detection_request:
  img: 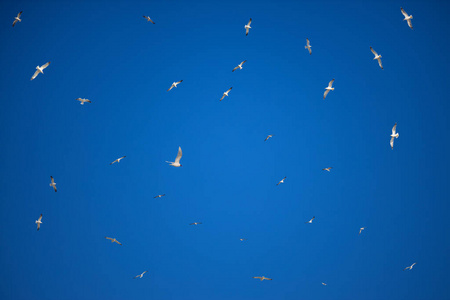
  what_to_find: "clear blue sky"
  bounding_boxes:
[1,0,449,299]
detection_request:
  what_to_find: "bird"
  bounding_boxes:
[322,167,333,172]
[264,135,273,141]
[31,62,51,81]
[105,237,122,245]
[189,222,202,225]
[401,8,413,29]
[239,238,246,241]
[220,87,233,101]
[323,79,335,99]
[305,38,312,55]
[76,98,92,105]
[322,282,327,286]
[359,227,366,235]
[305,216,315,224]
[253,276,272,281]
[166,146,183,167]
[153,194,166,199]
[403,262,417,271]
[35,214,43,231]
[232,60,247,72]
[134,271,148,279]
[143,16,155,24]
[110,156,126,165]
[370,47,383,69]
[12,11,22,27]
[276,176,286,186]
[167,80,183,91]
[245,18,252,36]
[49,176,57,192]
[390,123,399,149]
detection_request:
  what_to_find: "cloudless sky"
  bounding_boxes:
[1,0,450,299]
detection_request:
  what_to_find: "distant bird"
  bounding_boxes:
[143,16,155,24]
[49,176,57,192]
[189,222,202,225]
[245,18,252,36]
[305,216,315,224]
[370,47,383,69]
[390,123,399,149]
[220,87,233,101]
[403,262,417,271]
[323,79,335,100]
[12,11,22,27]
[322,282,327,286]
[166,146,183,167]
[167,80,183,91]
[134,271,148,279]
[110,156,126,165]
[401,8,413,29]
[153,194,166,199]
[31,62,50,81]
[105,237,122,245]
[264,135,273,141]
[253,276,272,281]
[359,227,366,235]
[35,214,43,231]
[232,60,247,72]
[76,98,91,105]
[240,238,246,241]
[322,167,333,172]
[305,38,312,55]
[276,176,286,186]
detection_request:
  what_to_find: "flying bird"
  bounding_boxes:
[370,47,383,69]
[167,80,183,91]
[401,8,413,29]
[403,262,417,271]
[49,176,57,192]
[264,135,273,141]
[220,87,233,101]
[110,156,126,165]
[305,38,312,55]
[305,216,315,224]
[166,146,182,167]
[232,60,247,72]
[322,282,327,286]
[105,237,122,245]
[153,194,166,199]
[323,79,335,99]
[245,18,252,36]
[31,62,50,81]
[276,176,286,186]
[35,214,43,231]
[12,11,22,27]
[76,98,92,105]
[189,222,202,225]
[143,16,155,24]
[240,238,246,241]
[253,276,272,281]
[390,123,399,149]
[134,271,148,279]
[359,227,366,235]
[322,167,333,172]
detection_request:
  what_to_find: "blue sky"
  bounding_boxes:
[1,0,449,299]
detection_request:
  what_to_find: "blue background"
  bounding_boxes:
[1,0,449,299]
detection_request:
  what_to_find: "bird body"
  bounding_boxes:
[245,18,252,35]
[12,11,22,27]
[323,79,335,99]
[232,60,247,72]
[76,98,92,105]
[306,216,315,224]
[401,8,413,29]
[35,214,43,231]
[49,176,57,192]
[305,38,312,55]
[168,80,183,91]
[322,282,327,286]
[31,62,50,80]
[166,147,183,167]
[322,167,332,172]
[370,47,383,69]
[390,123,399,149]
[220,87,233,101]
[276,176,286,186]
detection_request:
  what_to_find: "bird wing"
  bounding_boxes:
[411,263,416,267]
[37,222,40,230]
[400,8,408,18]
[51,176,54,184]
[17,11,23,18]
[247,18,252,26]
[38,214,43,222]
[41,62,50,70]
[12,19,18,27]
[265,278,273,280]
[390,137,394,149]
[174,147,182,164]
[110,159,117,165]
[227,87,233,93]
[149,18,155,24]
[323,89,330,100]
[31,70,40,80]
[392,123,397,135]
[264,136,269,141]
[308,47,312,55]
[133,275,140,279]
[119,156,126,160]
[253,277,262,279]
[220,94,225,101]
[306,38,310,46]
[105,237,113,241]
[407,19,413,29]
[241,60,247,66]
[403,266,410,271]
[328,79,335,88]
[115,240,122,245]
[377,58,383,69]
[370,47,378,56]
[167,84,174,91]
[176,80,183,84]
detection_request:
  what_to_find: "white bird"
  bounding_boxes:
[35,214,43,231]
[264,135,273,141]
[305,216,315,224]
[134,271,148,279]
[401,8,413,29]
[245,18,252,36]
[12,11,23,27]
[153,194,166,199]
[359,227,366,235]
[403,262,417,271]
[76,98,92,105]
[143,16,155,24]
[276,176,286,186]
[31,62,51,81]
[105,237,122,245]
[390,123,399,149]
[322,167,333,172]
[167,80,183,91]
[110,156,126,165]
[49,176,57,192]
[305,38,312,55]
[370,47,383,69]
[220,87,233,101]
[253,276,272,281]
[323,79,335,100]
[232,60,247,72]
[166,146,183,167]
[189,222,202,225]
[322,282,327,286]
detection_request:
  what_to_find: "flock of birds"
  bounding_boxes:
[15,5,418,285]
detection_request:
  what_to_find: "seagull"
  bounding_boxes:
[253,276,272,281]
[305,216,315,224]
[264,135,273,141]
[12,11,23,27]
[245,18,252,36]
[276,176,286,186]
[49,176,57,192]
[359,227,366,235]
[220,87,233,101]
[239,238,246,241]
[110,156,126,165]
[167,80,183,91]
[76,98,92,105]
[401,8,413,29]
[31,62,51,81]
[322,282,327,286]
[370,47,383,69]
[166,146,182,167]
[322,167,333,172]
[143,16,155,24]
[189,222,202,225]
[403,262,417,271]
[134,271,148,279]
[390,123,399,149]
[105,237,122,245]
[323,79,335,99]
[153,194,166,199]
[232,60,247,72]
[35,214,43,231]
[305,38,312,55]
